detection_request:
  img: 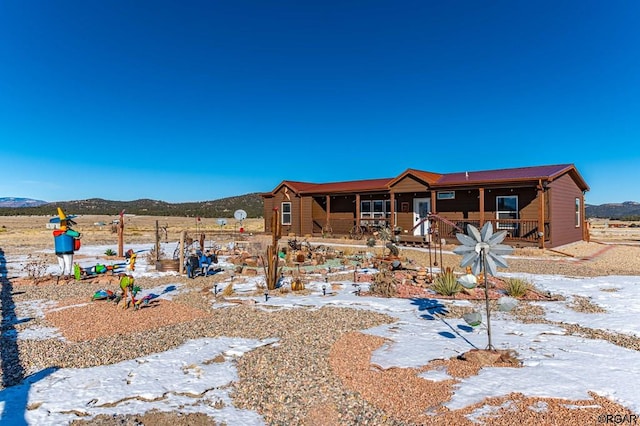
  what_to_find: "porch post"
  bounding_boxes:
[430,190,436,214]
[479,188,485,227]
[355,194,361,228]
[538,181,545,250]
[390,192,396,227]
[326,195,331,229]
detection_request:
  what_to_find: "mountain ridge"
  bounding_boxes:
[0,194,264,218]
[2,197,639,220]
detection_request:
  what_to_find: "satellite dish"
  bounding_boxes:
[234,209,247,221]
[216,218,227,226]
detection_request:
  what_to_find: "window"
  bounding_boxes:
[575,198,580,227]
[281,202,291,225]
[360,199,394,226]
[496,195,518,230]
[360,201,372,219]
[373,200,384,218]
[437,191,455,200]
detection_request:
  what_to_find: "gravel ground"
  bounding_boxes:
[3,230,640,425]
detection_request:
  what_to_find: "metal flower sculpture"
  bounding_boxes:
[453,222,513,276]
[453,222,514,349]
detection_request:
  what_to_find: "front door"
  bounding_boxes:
[413,198,431,236]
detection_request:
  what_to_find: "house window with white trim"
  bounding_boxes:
[281,202,291,225]
[496,195,518,230]
[360,199,394,227]
[575,198,580,227]
[437,191,455,200]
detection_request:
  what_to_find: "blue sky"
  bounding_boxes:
[1,1,638,205]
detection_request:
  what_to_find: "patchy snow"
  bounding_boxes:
[2,242,640,424]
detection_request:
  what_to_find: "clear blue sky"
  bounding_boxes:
[1,1,638,205]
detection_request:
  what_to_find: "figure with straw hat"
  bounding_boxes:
[51,207,81,276]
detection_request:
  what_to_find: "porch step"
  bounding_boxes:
[397,235,431,248]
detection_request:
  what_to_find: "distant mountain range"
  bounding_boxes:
[0,194,264,218]
[585,201,640,220]
[0,197,48,208]
[2,196,639,220]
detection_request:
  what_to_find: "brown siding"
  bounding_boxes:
[311,197,327,234]
[433,190,480,219]
[300,196,313,236]
[548,174,584,247]
[266,187,302,236]
[263,197,274,233]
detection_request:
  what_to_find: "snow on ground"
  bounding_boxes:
[2,242,640,424]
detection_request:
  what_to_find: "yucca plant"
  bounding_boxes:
[431,267,462,297]
[104,248,116,256]
[505,277,531,298]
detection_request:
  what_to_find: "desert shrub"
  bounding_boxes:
[145,246,166,263]
[104,248,116,256]
[366,237,377,247]
[22,254,48,280]
[432,268,462,297]
[505,277,531,298]
[221,283,234,296]
[369,270,397,297]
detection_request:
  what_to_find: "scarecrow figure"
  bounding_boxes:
[52,207,81,276]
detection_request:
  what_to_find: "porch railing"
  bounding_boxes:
[431,218,549,244]
[314,216,548,245]
[313,218,390,237]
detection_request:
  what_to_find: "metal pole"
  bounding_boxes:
[482,249,493,350]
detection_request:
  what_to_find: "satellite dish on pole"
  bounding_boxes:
[234,209,247,221]
[216,218,227,226]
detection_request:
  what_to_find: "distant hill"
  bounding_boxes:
[585,201,640,220]
[0,193,264,218]
[0,197,48,208]
[3,195,638,221]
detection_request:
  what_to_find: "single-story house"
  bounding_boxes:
[261,164,590,249]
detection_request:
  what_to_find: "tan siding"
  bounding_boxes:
[397,212,414,234]
[548,174,584,247]
[392,176,429,193]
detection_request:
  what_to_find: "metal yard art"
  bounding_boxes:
[453,222,514,350]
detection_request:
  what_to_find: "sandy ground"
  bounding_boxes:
[3,215,640,425]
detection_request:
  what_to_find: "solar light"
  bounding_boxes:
[322,284,326,296]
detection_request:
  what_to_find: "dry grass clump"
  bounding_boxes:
[369,270,397,297]
[504,277,531,298]
[221,283,235,297]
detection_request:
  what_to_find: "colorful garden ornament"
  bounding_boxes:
[117,274,140,310]
[51,207,81,276]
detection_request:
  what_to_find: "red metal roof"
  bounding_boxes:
[280,178,394,195]
[435,164,588,190]
[265,164,589,195]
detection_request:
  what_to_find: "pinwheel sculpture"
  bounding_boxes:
[453,222,514,350]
